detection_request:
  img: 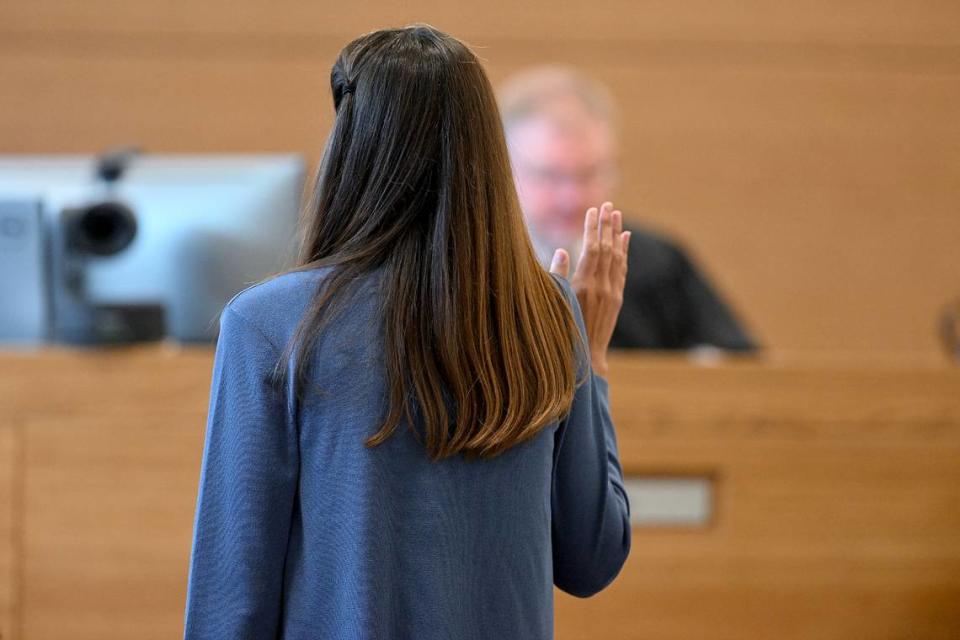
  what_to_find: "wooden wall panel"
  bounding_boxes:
[21,413,205,640]
[2,347,212,640]
[1,1,959,44]
[553,354,960,639]
[2,348,959,638]
[0,3,958,350]
[0,420,18,640]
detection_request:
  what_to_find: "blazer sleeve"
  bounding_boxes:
[549,274,632,597]
[183,304,299,639]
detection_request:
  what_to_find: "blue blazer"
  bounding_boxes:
[183,266,631,639]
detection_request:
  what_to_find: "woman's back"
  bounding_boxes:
[183,23,632,639]
[184,266,630,639]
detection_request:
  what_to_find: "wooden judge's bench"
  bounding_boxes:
[0,346,958,639]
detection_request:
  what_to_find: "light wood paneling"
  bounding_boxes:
[2,346,211,640]
[1,5,960,631]
[21,413,204,639]
[554,353,960,639]
[1,3,958,355]
[1,347,959,638]
[0,420,17,640]
[1,1,959,44]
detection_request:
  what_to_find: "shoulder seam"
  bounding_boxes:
[223,304,282,355]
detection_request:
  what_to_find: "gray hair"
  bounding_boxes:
[497,66,618,133]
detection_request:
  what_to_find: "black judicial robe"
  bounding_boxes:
[611,223,758,351]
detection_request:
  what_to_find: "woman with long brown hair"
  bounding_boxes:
[184,24,631,639]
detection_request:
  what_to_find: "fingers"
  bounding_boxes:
[597,202,614,279]
[583,205,599,245]
[570,201,628,364]
[549,248,570,279]
[609,208,625,286]
[576,202,622,279]
[618,230,631,288]
[578,206,599,273]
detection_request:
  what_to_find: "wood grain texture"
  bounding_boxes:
[1,1,958,43]
[1,347,958,638]
[21,414,205,639]
[0,2,959,355]
[2,346,212,640]
[553,353,960,639]
[0,421,17,640]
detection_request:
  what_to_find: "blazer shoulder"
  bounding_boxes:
[221,268,331,342]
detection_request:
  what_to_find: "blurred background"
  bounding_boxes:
[0,2,958,639]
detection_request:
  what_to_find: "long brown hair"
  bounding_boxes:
[272,25,585,460]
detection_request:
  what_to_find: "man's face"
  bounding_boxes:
[507,111,617,253]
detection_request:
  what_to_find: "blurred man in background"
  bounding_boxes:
[499,66,758,351]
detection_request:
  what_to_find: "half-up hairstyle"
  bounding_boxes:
[270,24,586,460]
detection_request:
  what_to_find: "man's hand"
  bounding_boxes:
[549,202,630,378]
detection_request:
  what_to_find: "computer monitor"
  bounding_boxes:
[0,154,305,344]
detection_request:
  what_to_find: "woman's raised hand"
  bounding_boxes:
[549,202,631,378]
